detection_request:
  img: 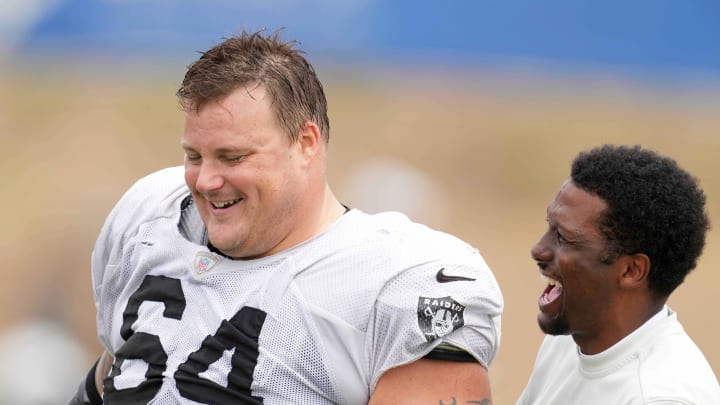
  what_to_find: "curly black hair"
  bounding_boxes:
[571,144,710,299]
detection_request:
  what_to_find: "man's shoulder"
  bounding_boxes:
[111,166,187,217]
[352,210,475,253]
[335,210,497,292]
[637,317,720,401]
[125,166,187,201]
[97,166,188,251]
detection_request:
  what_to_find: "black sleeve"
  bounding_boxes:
[424,347,477,362]
[66,359,103,405]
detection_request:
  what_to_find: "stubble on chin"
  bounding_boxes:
[538,315,570,336]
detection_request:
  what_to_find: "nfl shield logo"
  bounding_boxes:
[194,252,219,275]
[417,296,466,342]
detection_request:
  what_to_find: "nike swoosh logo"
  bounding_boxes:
[436,267,476,283]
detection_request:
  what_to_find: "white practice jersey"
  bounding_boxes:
[92,166,503,405]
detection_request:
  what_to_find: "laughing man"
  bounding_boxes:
[517,145,720,404]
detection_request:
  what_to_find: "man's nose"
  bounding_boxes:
[195,161,224,192]
[530,232,553,266]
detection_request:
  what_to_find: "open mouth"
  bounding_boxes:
[211,198,241,209]
[539,274,563,316]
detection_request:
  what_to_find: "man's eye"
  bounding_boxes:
[225,156,244,163]
[556,232,567,244]
[186,154,201,161]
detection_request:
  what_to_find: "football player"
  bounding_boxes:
[67,30,503,404]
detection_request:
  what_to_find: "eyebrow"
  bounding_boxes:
[547,208,589,242]
[180,144,245,155]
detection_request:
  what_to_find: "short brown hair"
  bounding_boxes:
[177,29,330,143]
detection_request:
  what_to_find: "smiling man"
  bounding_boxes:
[517,145,720,404]
[66,30,504,405]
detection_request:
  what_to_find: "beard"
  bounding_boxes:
[538,314,570,336]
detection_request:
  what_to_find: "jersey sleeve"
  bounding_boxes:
[366,240,503,391]
[91,166,188,351]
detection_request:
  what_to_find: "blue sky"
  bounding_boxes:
[4,0,720,77]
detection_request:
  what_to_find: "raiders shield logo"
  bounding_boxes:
[417,296,466,342]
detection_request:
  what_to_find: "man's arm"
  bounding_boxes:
[94,351,113,397]
[368,358,492,405]
[66,351,113,405]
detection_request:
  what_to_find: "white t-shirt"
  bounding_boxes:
[517,307,720,405]
[92,166,504,404]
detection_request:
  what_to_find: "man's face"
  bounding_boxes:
[182,86,306,259]
[530,179,621,342]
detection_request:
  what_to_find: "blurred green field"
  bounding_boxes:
[1,60,718,403]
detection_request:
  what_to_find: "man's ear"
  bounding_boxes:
[618,253,651,290]
[296,120,322,158]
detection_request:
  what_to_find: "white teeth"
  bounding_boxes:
[212,199,240,208]
[540,274,563,287]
